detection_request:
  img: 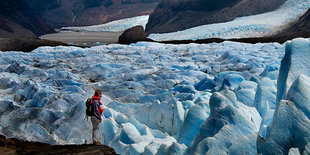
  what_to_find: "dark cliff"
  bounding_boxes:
[0,0,55,38]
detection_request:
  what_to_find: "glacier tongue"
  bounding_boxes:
[61,15,149,32]
[148,0,310,41]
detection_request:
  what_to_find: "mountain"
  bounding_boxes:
[0,0,55,38]
[0,134,116,155]
[0,38,68,52]
[145,0,287,33]
[276,8,310,39]
[25,0,160,28]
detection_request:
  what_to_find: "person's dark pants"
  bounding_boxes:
[91,116,100,143]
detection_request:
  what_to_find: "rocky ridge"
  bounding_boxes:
[0,134,117,155]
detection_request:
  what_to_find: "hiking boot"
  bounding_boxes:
[93,141,102,145]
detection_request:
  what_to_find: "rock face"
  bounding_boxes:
[25,0,160,28]
[145,0,287,33]
[276,8,310,39]
[0,0,55,38]
[0,134,117,155]
[118,25,152,44]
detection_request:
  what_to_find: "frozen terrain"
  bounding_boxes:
[61,15,149,32]
[148,0,310,41]
[1,37,310,154]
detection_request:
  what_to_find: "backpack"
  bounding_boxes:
[85,98,95,116]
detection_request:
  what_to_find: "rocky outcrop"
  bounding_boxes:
[0,134,117,155]
[145,0,287,33]
[25,0,160,28]
[118,25,153,44]
[0,0,55,38]
[0,38,68,52]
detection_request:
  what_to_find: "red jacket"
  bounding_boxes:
[92,96,103,120]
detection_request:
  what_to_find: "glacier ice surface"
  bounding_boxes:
[4,38,310,154]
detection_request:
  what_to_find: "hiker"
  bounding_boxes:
[90,89,104,145]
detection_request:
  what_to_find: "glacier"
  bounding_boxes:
[257,38,310,154]
[1,37,310,154]
[61,15,149,32]
[148,0,310,41]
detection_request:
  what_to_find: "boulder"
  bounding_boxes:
[118,25,153,44]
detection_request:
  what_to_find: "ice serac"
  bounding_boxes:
[257,74,310,154]
[254,77,277,116]
[277,38,310,103]
[220,74,245,91]
[253,77,277,138]
[163,142,187,155]
[177,101,209,146]
[229,133,257,155]
[185,90,258,155]
[235,81,257,107]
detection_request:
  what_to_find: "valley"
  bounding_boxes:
[40,31,122,46]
